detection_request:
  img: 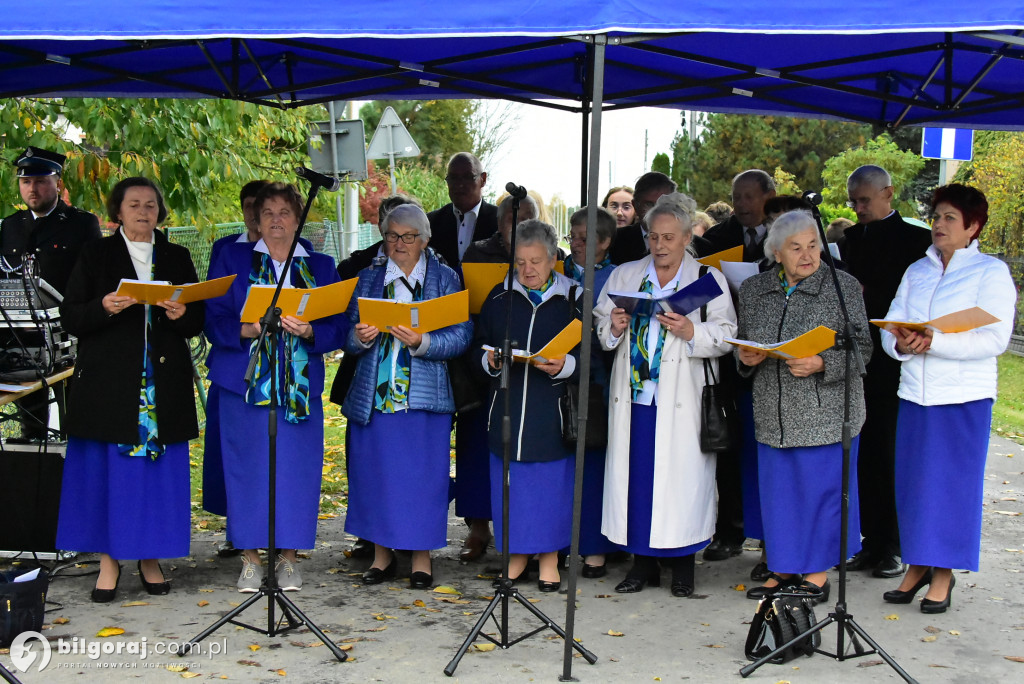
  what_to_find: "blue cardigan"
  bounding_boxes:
[341,248,473,426]
[204,241,350,398]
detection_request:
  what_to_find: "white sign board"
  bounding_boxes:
[367,106,421,159]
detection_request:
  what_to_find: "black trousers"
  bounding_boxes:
[855,381,901,557]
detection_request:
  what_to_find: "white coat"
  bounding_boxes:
[881,242,1016,406]
[593,254,737,549]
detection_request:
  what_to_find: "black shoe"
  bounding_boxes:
[362,554,397,585]
[615,563,660,593]
[883,568,933,604]
[216,540,241,558]
[746,573,800,600]
[920,574,955,614]
[702,539,743,561]
[91,564,122,603]
[538,579,561,592]
[843,550,877,572]
[350,539,374,559]
[749,561,770,582]
[138,561,170,596]
[409,571,433,590]
[795,579,831,605]
[670,580,694,597]
[873,553,907,578]
[492,568,530,589]
[581,564,607,579]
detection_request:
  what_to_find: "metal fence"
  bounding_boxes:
[994,255,1023,356]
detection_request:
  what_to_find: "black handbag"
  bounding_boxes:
[559,286,608,449]
[744,594,820,664]
[697,265,737,452]
[0,568,48,648]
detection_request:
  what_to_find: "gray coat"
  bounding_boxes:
[736,265,872,449]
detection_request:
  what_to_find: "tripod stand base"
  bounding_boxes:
[0,661,23,684]
[444,585,597,676]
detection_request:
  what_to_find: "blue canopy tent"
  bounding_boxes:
[4,3,1023,679]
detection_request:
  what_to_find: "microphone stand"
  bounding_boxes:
[183,179,346,663]
[740,194,915,682]
[445,187,597,676]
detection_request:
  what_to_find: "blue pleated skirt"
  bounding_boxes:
[346,410,453,550]
[737,391,763,540]
[220,390,324,550]
[758,437,861,574]
[490,452,574,555]
[56,437,191,559]
[201,383,227,517]
[895,399,993,571]
[453,406,492,520]
[623,403,710,558]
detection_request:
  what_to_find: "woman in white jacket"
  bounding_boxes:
[880,184,1016,614]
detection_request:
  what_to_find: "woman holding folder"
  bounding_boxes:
[880,184,1016,613]
[736,210,871,603]
[343,204,472,589]
[56,177,204,602]
[594,192,736,597]
[206,182,349,593]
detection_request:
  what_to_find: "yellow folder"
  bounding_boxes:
[462,262,509,314]
[115,274,236,305]
[358,289,469,333]
[697,245,744,271]
[240,278,357,323]
[482,318,583,364]
[870,307,1000,334]
[726,325,837,360]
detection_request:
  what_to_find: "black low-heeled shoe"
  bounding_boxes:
[920,574,955,614]
[91,564,122,603]
[614,567,660,594]
[749,561,771,582]
[492,568,530,589]
[409,571,433,590]
[883,568,933,604]
[670,580,694,597]
[362,554,397,585]
[746,573,801,600]
[538,578,561,593]
[795,578,831,605]
[581,564,607,579]
[138,561,171,596]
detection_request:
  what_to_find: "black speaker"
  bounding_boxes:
[0,443,64,553]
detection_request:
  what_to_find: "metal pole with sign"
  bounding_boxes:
[366,106,420,195]
[921,127,974,185]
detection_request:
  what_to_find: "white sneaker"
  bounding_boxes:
[275,555,302,592]
[237,557,263,593]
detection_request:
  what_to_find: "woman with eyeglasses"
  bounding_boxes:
[343,204,473,590]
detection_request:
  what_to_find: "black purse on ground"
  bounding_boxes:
[744,594,820,664]
[0,568,48,648]
[697,265,737,453]
[559,286,608,450]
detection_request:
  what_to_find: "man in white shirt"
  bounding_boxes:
[427,152,498,269]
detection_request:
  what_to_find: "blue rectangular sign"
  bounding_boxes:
[921,128,974,161]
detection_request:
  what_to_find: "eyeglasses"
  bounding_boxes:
[384,231,420,243]
[444,173,479,185]
[564,233,586,243]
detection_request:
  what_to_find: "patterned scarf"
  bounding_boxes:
[628,274,672,400]
[778,266,803,298]
[245,251,316,423]
[564,254,612,284]
[119,254,163,460]
[374,278,423,412]
[523,272,556,307]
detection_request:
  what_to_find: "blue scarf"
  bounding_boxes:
[245,251,315,423]
[119,253,163,460]
[374,278,422,412]
[523,272,556,307]
[628,274,672,400]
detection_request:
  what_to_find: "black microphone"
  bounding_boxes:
[801,190,823,206]
[295,166,341,192]
[505,182,528,200]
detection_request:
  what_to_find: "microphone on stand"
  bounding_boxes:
[505,182,528,200]
[295,167,342,192]
[802,190,823,206]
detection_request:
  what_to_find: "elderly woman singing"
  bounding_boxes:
[594,192,736,597]
[56,177,204,602]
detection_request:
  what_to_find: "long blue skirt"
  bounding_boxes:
[623,403,710,558]
[56,437,191,559]
[895,399,993,571]
[574,448,618,556]
[453,407,492,520]
[346,410,452,550]
[737,391,764,540]
[220,390,324,550]
[490,453,574,555]
[758,438,861,574]
[201,383,228,517]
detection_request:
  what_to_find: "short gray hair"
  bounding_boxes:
[732,169,775,194]
[763,210,817,263]
[570,205,617,243]
[382,203,431,242]
[643,191,697,237]
[497,194,538,225]
[447,151,483,176]
[847,165,892,192]
[515,219,559,258]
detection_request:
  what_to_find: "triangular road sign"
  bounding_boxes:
[367,106,421,159]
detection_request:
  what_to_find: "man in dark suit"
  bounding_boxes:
[609,172,712,264]
[838,165,932,580]
[0,146,102,441]
[700,170,775,565]
[427,152,498,269]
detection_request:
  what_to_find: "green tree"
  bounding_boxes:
[360,100,475,173]
[671,113,870,206]
[651,152,671,176]
[819,134,926,218]
[0,98,325,233]
[954,131,1024,257]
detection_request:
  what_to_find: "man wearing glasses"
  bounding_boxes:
[838,164,932,580]
[428,152,498,269]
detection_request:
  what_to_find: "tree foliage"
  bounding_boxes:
[820,134,926,217]
[954,131,1024,257]
[651,152,671,176]
[360,100,475,173]
[671,113,870,206]
[0,98,325,233]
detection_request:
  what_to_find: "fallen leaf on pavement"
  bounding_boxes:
[180,673,201,679]
[96,627,124,638]
[734,584,746,591]
[949,630,960,636]
[924,626,940,633]
[857,660,884,668]
[237,660,261,666]
[197,601,209,607]
[53,617,70,625]
[607,630,624,637]
[433,585,461,595]
[884,614,899,621]
[922,635,938,642]
[413,599,426,607]
[473,644,496,652]
[249,644,261,652]
[166,664,188,672]
[1004,656,1024,663]
[121,601,150,607]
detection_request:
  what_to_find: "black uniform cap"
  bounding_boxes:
[15,146,65,177]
